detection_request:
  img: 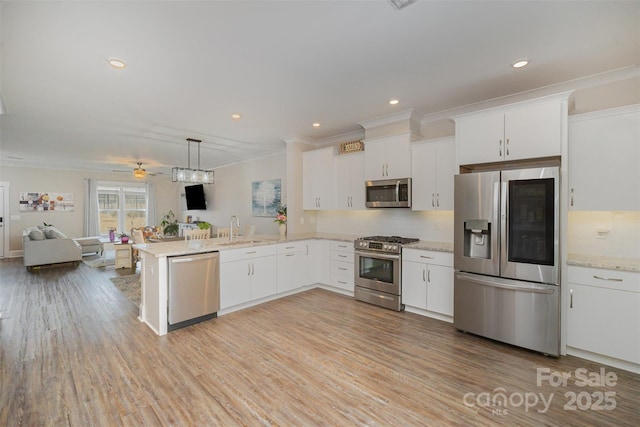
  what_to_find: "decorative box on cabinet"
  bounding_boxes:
[364,134,412,180]
[329,241,354,293]
[453,92,571,166]
[568,104,640,211]
[402,249,454,320]
[566,265,640,372]
[219,245,277,309]
[303,147,335,210]
[411,137,455,211]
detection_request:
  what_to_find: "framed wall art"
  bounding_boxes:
[252,179,281,217]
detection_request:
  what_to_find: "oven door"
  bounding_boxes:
[354,250,401,295]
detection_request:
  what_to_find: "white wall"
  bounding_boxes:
[316,209,453,242]
[0,165,178,254]
[177,151,287,235]
[568,211,640,259]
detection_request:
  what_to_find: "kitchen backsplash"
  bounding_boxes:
[568,211,640,259]
[316,209,454,242]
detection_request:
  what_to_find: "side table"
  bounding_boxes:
[114,243,133,269]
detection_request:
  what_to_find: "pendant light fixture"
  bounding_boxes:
[172,138,215,184]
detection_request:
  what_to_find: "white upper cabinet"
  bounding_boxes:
[303,147,335,210]
[411,137,455,211]
[568,104,640,211]
[454,93,570,166]
[335,152,365,210]
[364,134,412,180]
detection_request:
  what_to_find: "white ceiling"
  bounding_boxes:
[1,0,638,176]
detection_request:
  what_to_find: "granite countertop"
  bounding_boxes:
[567,253,640,273]
[135,232,360,257]
[405,240,454,253]
[135,232,454,257]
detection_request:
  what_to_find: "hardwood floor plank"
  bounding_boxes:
[1,258,639,426]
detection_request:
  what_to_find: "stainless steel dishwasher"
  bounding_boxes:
[167,251,220,331]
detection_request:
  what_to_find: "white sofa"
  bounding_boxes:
[22,226,83,269]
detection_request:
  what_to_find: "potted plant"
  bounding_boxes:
[119,232,130,244]
[274,205,287,236]
[160,210,179,236]
[197,221,211,230]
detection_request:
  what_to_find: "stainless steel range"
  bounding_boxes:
[354,236,419,311]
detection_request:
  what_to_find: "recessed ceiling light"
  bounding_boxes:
[231,113,241,120]
[389,99,399,105]
[107,57,127,69]
[312,122,320,128]
[512,59,529,69]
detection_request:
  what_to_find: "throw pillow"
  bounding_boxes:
[44,227,67,239]
[29,229,46,241]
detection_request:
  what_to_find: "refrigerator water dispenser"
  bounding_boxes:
[464,219,491,259]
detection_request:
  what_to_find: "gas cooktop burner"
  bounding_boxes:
[358,235,419,244]
[355,235,419,254]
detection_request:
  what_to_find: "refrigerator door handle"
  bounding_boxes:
[456,272,556,294]
[499,180,508,273]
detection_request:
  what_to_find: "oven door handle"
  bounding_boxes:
[395,180,400,203]
[355,251,401,261]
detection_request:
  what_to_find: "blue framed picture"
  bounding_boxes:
[252,179,281,217]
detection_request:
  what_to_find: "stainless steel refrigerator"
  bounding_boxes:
[453,166,560,355]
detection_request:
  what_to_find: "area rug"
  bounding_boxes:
[110,274,141,307]
[82,254,115,268]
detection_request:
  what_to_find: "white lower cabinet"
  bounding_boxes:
[330,241,354,292]
[402,249,454,319]
[276,241,309,293]
[219,245,277,310]
[567,266,640,369]
[307,239,330,285]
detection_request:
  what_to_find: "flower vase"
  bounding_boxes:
[109,230,115,242]
[279,223,287,236]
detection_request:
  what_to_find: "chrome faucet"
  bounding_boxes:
[230,215,240,242]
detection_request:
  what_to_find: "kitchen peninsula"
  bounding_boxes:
[135,233,358,335]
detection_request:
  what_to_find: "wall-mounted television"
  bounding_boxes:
[184,184,207,210]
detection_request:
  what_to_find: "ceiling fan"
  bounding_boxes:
[112,162,163,179]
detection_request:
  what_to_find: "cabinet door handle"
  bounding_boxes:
[506,138,510,156]
[427,269,431,283]
[436,193,440,208]
[423,269,426,282]
[338,254,347,258]
[499,139,502,157]
[306,244,309,256]
[338,267,347,271]
[431,193,435,207]
[286,253,295,257]
[570,188,574,207]
[382,164,385,177]
[338,280,347,285]
[593,275,623,282]
[285,246,295,249]
[569,289,573,308]
[252,263,255,275]
[248,263,251,276]
[420,255,434,259]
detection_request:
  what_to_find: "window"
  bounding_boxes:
[97,183,148,235]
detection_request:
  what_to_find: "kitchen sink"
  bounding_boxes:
[215,238,266,247]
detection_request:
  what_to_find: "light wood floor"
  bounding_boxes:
[1,258,638,426]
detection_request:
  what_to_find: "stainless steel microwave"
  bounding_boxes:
[365,178,412,208]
